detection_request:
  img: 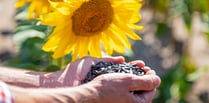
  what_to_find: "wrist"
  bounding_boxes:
[47,83,100,103]
[32,88,77,103]
[69,83,101,103]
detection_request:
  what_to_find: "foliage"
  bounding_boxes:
[3,5,62,72]
[145,0,209,102]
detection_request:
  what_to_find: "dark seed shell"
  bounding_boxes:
[82,61,147,94]
[82,61,147,83]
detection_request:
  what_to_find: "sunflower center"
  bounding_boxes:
[72,0,113,36]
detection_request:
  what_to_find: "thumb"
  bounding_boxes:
[127,75,161,91]
[94,73,161,91]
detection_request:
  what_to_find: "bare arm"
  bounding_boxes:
[1,56,161,103]
[9,85,74,103]
[0,66,68,88]
[0,56,125,88]
[9,72,160,103]
[0,66,45,87]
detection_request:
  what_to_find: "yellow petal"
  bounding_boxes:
[113,17,141,40]
[101,33,113,54]
[89,35,102,57]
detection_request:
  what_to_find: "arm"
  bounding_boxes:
[0,56,125,88]
[0,66,67,87]
[2,56,161,103]
[9,85,76,103]
[10,71,160,103]
[0,66,45,87]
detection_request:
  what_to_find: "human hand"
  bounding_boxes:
[66,59,160,103]
[11,67,160,103]
[41,56,125,87]
[68,66,161,103]
[12,71,160,103]
[82,63,160,103]
[30,57,160,103]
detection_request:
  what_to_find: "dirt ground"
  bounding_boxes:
[1,0,209,102]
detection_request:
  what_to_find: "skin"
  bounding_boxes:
[0,56,161,103]
[43,56,127,87]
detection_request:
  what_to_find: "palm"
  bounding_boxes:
[64,57,97,86]
[60,56,125,86]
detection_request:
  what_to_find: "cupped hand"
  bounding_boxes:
[41,56,161,103]
[80,59,161,103]
[42,56,125,87]
[60,56,127,86]
[42,56,159,89]
[80,71,161,103]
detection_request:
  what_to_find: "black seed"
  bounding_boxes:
[81,61,147,94]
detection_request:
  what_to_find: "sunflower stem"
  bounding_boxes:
[58,57,66,69]
[52,57,66,69]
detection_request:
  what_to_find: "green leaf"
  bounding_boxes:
[3,37,53,71]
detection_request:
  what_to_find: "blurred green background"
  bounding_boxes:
[0,0,209,103]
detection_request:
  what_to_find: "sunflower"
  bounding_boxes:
[15,0,55,19]
[41,0,143,60]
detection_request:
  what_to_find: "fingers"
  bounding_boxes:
[128,60,156,75]
[144,66,156,75]
[94,73,161,91]
[129,75,161,91]
[129,60,145,68]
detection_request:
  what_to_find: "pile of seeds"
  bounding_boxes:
[82,61,147,94]
[82,61,147,83]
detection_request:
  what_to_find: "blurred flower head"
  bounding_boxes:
[15,0,55,19]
